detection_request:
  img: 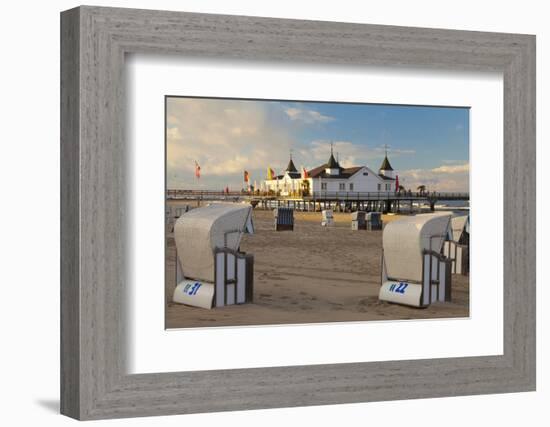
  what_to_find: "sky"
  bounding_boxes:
[166,97,469,192]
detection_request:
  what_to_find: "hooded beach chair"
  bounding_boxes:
[273,207,294,231]
[173,203,254,309]
[442,214,470,275]
[321,209,334,227]
[379,213,453,307]
[351,211,366,230]
[366,212,383,230]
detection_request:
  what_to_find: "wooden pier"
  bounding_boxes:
[167,189,469,213]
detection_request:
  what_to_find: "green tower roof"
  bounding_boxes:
[379,155,394,171]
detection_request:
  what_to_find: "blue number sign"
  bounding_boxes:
[183,282,202,296]
[389,282,409,294]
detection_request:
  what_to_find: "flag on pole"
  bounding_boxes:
[244,170,250,183]
[395,175,399,192]
[302,167,309,179]
[194,161,201,179]
[267,167,275,180]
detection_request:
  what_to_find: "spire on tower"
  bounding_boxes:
[326,141,339,169]
[379,144,394,179]
[285,148,298,173]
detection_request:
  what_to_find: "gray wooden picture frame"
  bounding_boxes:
[60,5,536,420]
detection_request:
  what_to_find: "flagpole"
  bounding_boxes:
[194,160,201,206]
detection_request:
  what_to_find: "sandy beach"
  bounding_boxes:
[165,205,469,329]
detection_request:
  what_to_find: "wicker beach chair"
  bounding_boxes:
[274,207,294,231]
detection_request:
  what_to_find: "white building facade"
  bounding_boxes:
[263,148,397,197]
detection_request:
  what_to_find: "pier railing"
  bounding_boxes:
[166,189,469,202]
[301,191,469,201]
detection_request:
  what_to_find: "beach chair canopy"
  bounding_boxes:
[450,214,469,242]
[174,203,253,282]
[383,213,451,283]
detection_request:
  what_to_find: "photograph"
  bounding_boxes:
[164,96,471,328]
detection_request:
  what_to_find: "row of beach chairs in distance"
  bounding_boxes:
[351,211,383,230]
[273,207,383,231]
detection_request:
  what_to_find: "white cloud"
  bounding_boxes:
[167,98,295,188]
[373,145,416,156]
[305,140,363,168]
[398,162,469,192]
[442,159,467,165]
[303,140,415,169]
[284,107,334,124]
[431,163,469,174]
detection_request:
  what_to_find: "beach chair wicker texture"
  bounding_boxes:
[443,214,470,274]
[274,207,294,231]
[351,211,366,230]
[366,212,383,230]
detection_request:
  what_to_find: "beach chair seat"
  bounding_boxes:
[174,248,254,308]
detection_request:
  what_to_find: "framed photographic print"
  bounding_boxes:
[61,6,535,420]
[164,96,471,329]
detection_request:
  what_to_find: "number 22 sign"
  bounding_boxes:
[389,282,409,294]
